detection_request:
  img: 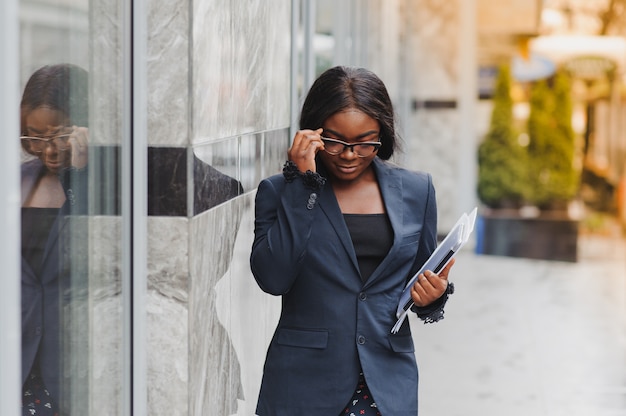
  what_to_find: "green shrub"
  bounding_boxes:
[526,71,578,209]
[477,65,529,208]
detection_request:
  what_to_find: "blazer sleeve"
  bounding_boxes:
[250,174,324,295]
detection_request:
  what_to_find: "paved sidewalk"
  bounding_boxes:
[412,234,626,416]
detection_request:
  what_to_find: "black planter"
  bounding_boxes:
[475,211,579,262]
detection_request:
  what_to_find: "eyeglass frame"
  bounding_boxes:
[20,133,73,154]
[320,137,382,157]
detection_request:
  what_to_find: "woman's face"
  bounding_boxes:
[318,108,380,184]
[23,106,72,174]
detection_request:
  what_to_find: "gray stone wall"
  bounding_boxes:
[402,1,462,232]
[400,0,482,231]
[144,0,290,414]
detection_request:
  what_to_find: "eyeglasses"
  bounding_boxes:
[20,134,72,154]
[321,137,381,157]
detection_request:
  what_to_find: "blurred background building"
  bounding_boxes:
[1,0,625,414]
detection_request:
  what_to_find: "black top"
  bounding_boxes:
[22,207,59,277]
[343,213,393,282]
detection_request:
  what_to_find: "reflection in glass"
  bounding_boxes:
[20,63,89,415]
[20,0,125,414]
[20,133,73,154]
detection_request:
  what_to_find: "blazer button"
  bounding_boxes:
[306,203,314,210]
[357,335,366,345]
[359,292,367,301]
[67,189,76,205]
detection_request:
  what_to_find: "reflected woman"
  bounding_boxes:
[20,63,89,415]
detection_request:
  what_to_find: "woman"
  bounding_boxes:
[250,66,455,415]
[20,63,89,415]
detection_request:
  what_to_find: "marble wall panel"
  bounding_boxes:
[89,216,123,416]
[90,0,123,146]
[192,127,289,209]
[147,217,189,301]
[146,216,190,414]
[145,144,253,218]
[147,147,188,217]
[146,290,189,415]
[188,131,286,415]
[192,0,291,141]
[407,0,460,99]
[240,128,290,193]
[59,216,90,414]
[213,193,282,416]
[147,0,189,146]
[365,0,404,100]
[189,198,246,416]
[92,293,123,416]
[401,0,472,231]
[141,125,287,412]
[84,16,125,413]
[240,133,263,193]
[93,0,190,149]
[262,128,290,180]
[193,137,242,208]
[194,137,238,182]
[405,110,461,232]
[71,0,187,147]
[193,151,244,215]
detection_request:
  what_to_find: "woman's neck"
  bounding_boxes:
[332,168,385,214]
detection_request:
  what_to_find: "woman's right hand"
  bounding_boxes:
[68,126,89,169]
[287,128,324,173]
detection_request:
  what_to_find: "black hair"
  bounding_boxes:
[20,63,89,141]
[299,66,398,160]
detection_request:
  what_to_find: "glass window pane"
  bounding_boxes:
[19,0,125,414]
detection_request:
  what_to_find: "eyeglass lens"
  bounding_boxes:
[21,134,72,153]
[322,138,379,157]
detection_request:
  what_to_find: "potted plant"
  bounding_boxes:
[526,72,579,210]
[477,64,529,209]
[476,66,581,262]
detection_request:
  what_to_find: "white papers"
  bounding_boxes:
[391,207,477,334]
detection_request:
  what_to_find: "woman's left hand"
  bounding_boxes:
[410,258,455,307]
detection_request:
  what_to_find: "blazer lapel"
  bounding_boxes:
[317,158,407,285]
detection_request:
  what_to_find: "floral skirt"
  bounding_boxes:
[22,365,59,416]
[340,372,382,416]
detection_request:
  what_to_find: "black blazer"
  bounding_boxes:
[250,157,438,415]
